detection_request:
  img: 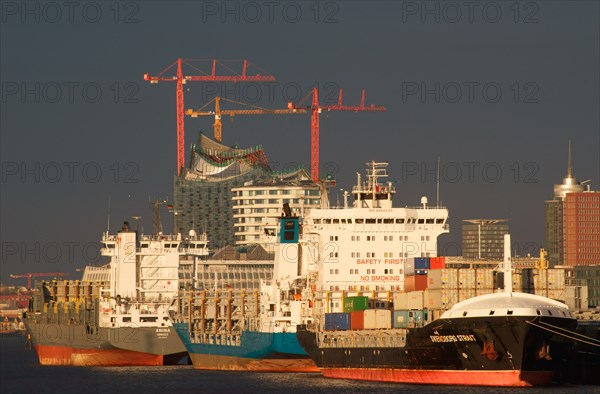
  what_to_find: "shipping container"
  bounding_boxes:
[429,256,446,270]
[547,289,565,301]
[350,310,364,330]
[458,269,476,287]
[458,288,476,302]
[392,309,425,328]
[475,268,495,289]
[343,296,370,312]
[407,291,424,310]
[364,309,392,329]
[393,310,411,328]
[392,292,408,310]
[370,299,392,309]
[475,287,494,296]
[324,312,350,331]
[428,269,442,289]
[414,257,430,270]
[442,268,459,288]
[405,259,415,276]
[424,289,443,309]
[404,275,427,292]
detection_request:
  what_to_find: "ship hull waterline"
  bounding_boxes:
[320,368,554,387]
[25,322,188,366]
[174,323,319,372]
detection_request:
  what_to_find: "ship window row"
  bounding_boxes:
[329,269,339,274]
[313,218,445,225]
[329,252,339,258]
[330,285,403,291]
[352,252,411,258]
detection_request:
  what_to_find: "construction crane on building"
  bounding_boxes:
[144,58,276,175]
[289,87,386,182]
[9,272,69,289]
[185,96,308,142]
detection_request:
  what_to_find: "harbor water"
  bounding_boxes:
[1,333,590,394]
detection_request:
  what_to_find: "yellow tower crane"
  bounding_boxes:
[185,97,307,142]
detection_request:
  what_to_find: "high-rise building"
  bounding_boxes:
[462,219,509,260]
[232,178,321,245]
[173,133,311,249]
[544,142,586,266]
[564,191,600,267]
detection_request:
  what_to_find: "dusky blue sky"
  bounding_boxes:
[1,1,598,283]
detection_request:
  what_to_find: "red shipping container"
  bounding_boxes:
[404,274,428,292]
[350,311,364,330]
[430,256,446,270]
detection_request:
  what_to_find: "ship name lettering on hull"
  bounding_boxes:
[430,334,476,343]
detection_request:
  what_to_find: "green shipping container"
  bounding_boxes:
[343,296,370,312]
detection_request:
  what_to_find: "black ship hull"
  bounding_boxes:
[297,314,576,386]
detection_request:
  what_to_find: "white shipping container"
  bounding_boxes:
[442,288,460,308]
[407,291,424,310]
[427,270,442,290]
[364,309,392,329]
[393,292,409,310]
[424,289,443,309]
[405,258,415,276]
[458,288,476,302]
[512,272,523,292]
[547,289,565,301]
[475,268,494,289]
[475,287,494,296]
[441,269,459,289]
[458,269,476,287]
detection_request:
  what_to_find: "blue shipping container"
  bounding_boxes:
[324,312,351,331]
[414,257,430,270]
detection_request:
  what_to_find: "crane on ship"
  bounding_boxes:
[9,272,69,289]
[185,96,307,142]
[289,87,386,182]
[144,58,276,175]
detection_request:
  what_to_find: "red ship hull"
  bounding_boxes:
[35,345,164,366]
[322,368,555,387]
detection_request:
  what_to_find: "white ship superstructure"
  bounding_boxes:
[99,222,209,328]
[302,161,449,292]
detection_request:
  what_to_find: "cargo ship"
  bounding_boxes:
[25,222,209,366]
[173,161,452,371]
[296,235,580,387]
[173,204,319,371]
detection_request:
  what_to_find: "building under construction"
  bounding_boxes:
[173,133,313,249]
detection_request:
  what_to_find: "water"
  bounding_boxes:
[0,334,591,394]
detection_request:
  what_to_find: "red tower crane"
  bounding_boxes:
[9,272,69,289]
[290,87,386,182]
[144,59,276,175]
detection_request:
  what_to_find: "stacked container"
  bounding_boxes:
[429,256,446,270]
[324,312,351,330]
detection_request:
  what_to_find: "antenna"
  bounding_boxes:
[436,157,440,207]
[567,139,573,177]
[106,195,111,233]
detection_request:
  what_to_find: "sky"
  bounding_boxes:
[1,1,599,285]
